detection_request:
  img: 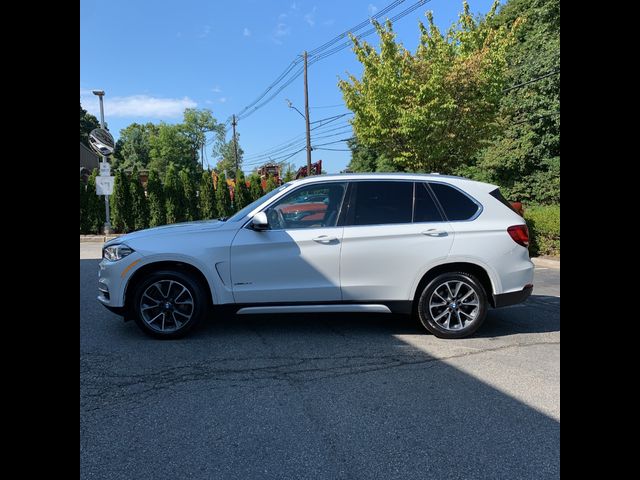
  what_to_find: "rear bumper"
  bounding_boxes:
[493,284,533,308]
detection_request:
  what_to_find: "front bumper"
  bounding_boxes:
[97,252,144,308]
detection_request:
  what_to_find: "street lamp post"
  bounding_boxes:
[92,90,112,235]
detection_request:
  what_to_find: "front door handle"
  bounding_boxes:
[313,235,338,243]
[422,229,448,237]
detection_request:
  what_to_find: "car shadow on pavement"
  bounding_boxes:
[81,259,560,479]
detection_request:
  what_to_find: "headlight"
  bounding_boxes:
[103,244,134,261]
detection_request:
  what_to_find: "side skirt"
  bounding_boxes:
[230,301,413,315]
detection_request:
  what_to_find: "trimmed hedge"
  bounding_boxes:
[524,205,560,257]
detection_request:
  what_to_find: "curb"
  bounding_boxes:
[532,256,560,269]
[80,235,123,243]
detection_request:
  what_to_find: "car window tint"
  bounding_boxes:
[350,181,413,226]
[413,182,443,222]
[429,182,479,221]
[266,183,346,229]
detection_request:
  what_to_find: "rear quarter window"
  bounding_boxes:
[429,182,480,221]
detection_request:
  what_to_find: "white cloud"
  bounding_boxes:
[304,6,317,27]
[212,85,222,93]
[80,90,197,118]
[198,25,211,38]
[274,22,290,38]
[290,2,299,11]
[322,19,335,27]
[368,4,378,16]
[243,27,251,37]
[218,97,228,103]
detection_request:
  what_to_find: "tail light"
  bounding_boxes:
[508,225,529,247]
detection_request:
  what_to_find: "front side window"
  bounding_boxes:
[349,181,413,226]
[227,183,289,222]
[264,183,347,230]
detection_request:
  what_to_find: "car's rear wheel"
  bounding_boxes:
[132,270,206,339]
[417,272,488,339]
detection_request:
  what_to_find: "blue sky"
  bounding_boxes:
[80,0,496,174]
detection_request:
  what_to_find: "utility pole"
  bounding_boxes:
[231,114,239,173]
[92,90,112,235]
[303,51,312,176]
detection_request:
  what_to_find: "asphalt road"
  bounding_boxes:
[80,244,559,480]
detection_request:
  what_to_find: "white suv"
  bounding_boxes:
[98,173,534,339]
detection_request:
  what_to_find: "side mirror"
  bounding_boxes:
[251,212,269,231]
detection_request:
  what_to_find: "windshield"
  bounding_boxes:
[226,183,291,222]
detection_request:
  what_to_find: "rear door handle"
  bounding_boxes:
[422,229,448,237]
[313,235,338,243]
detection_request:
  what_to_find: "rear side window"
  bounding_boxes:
[429,182,480,221]
[489,188,520,214]
[413,182,444,222]
[350,181,413,225]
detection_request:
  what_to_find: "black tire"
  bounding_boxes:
[132,269,207,339]
[417,272,488,339]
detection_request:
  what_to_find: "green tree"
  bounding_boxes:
[264,175,278,193]
[198,170,217,220]
[215,172,233,219]
[112,122,158,171]
[213,132,244,180]
[346,137,397,172]
[180,168,199,221]
[80,103,100,147]
[147,170,166,227]
[282,163,296,182]
[338,1,518,173]
[148,123,194,176]
[249,173,264,202]
[183,108,224,168]
[129,167,149,231]
[233,170,251,211]
[110,169,134,233]
[164,163,186,224]
[85,170,105,234]
[460,0,560,204]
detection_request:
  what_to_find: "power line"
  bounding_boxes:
[312,137,355,148]
[235,0,430,121]
[310,104,345,109]
[308,0,430,66]
[310,112,352,124]
[502,69,560,93]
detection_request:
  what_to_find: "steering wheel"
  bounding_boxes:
[267,208,286,229]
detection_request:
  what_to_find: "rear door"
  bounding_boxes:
[339,181,454,301]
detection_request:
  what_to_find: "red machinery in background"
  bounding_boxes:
[295,160,322,179]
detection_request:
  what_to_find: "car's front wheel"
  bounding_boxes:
[417,272,488,339]
[132,270,207,339]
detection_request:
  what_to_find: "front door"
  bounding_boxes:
[229,182,348,304]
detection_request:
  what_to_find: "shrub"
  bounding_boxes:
[147,169,166,227]
[524,204,560,257]
[215,172,233,219]
[110,169,133,233]
[130,167,149,231]
[198,170,217,220]
[86,170,105,234]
